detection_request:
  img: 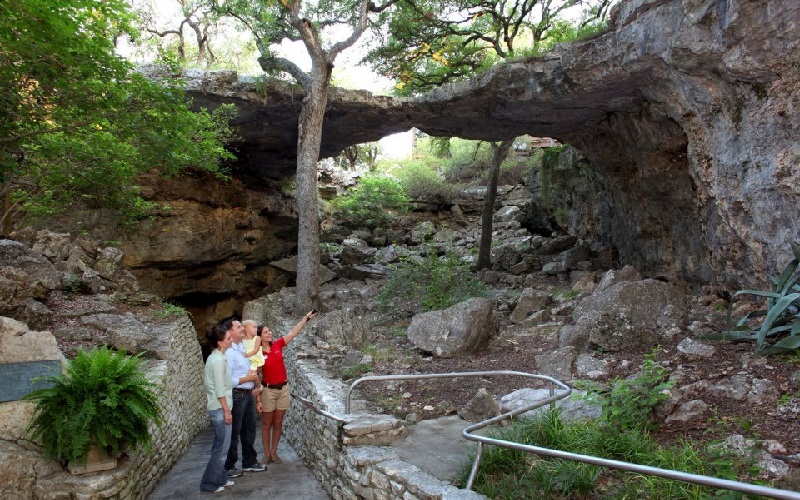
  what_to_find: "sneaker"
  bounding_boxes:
[213,486,225,493]
[270,454,282,464]
[243,462,267,472]
[225,480,235,487]
[226,468,243,478]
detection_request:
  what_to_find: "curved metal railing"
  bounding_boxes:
[345,370,800,500]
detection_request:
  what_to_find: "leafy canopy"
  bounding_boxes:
[0,0,236,229]
[364,0,615,95]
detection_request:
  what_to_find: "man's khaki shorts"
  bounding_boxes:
[260,383,290,412]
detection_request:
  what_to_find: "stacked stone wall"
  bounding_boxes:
[282,347,486,500]
[0,314,206,499]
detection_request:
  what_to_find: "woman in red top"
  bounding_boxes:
[257,310,316,464]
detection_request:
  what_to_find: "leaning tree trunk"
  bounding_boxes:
[476,139,514,270]
[293,59,331,315]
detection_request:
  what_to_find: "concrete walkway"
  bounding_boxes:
[149,413,484,499]
[148,419,330,499]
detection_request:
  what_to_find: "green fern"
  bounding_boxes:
[25,347,162,462]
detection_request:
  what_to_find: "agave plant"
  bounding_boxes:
[710,243,800,355]
[25,347,162,462]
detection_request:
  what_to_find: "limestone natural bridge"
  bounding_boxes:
[178,0,799,294]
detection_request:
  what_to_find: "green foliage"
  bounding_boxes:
[395,160,461,201]
[708,243,800,355]
[364,0,615,95]
[578,349,674,432]
[1,0,237,230]
[320,242,344,256]
[334,142,381,171]
[378,251,487,314]
[340,363,372,381]
[552,288,580,300]
[63,274,82,296]
[155,300,188,318]
[25,347,162,462]
[458,409,759,499]
[332,175,409,228]
[518,18,611,57]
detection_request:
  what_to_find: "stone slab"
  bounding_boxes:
[0,360,60,402]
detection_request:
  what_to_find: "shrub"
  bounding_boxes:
[709,242,800,355]
[395,160,460,201]
[25,347,162,462]
[577,349,674,432]
[331,174,409,228]
[378,251,487,314]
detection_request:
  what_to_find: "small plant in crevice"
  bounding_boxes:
[552,288,580,300]
[339,363,372,381]
[708,242,800,355]
[155,300,188,319]
[62,273,82,296]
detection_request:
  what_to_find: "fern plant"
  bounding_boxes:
[25,347,162,463]
[710,243,800,355]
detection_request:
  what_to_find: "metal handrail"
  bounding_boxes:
[346,370,800,499]
[345,370,570,414]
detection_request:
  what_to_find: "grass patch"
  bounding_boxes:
[456,409,761,499]
[340,363,372,381]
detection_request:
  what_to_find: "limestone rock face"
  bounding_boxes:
[0,241,60,329]
[179,0,799,291]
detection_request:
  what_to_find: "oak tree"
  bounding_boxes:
[213,0,396,314]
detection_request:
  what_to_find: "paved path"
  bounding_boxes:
[148,419,330,499]
[150,413,484,499]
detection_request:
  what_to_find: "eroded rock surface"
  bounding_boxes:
[178,0,799,291]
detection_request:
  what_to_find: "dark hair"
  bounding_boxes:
[207,323,228,349]
[219,318,236,333]
[256,325,265,336]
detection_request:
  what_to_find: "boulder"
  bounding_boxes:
[0,239,60,299]
[499,388,601,422]
[0,317,62,364]
[458,388,500,422]
[315,305,377,348]
[406,298,496,357]
[510,288,554,324]
[560,277,686,353]
[80,313,171,359]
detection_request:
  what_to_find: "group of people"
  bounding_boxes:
[200,310,318,493]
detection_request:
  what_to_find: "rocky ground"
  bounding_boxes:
[349,287,800,490]
[18,191,800,492]
[355,288,799,444]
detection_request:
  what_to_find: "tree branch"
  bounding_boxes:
[257,55,311,89]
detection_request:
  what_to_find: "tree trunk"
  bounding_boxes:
[292,58,331,314]
[476,139,513,270]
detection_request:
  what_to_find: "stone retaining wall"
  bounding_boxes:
[282,346,486,500]
[0,314,206,499]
